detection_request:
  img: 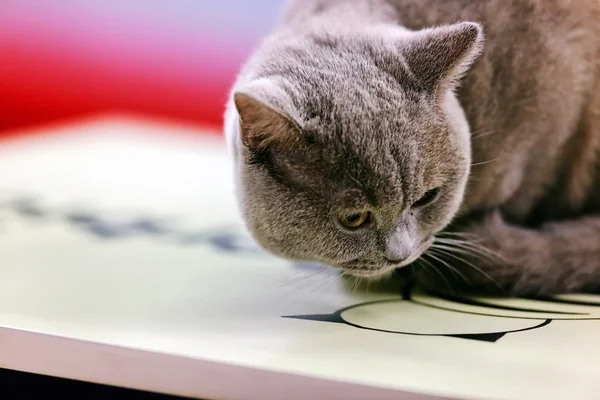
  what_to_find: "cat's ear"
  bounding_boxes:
[403,22,484,94]
[233,92,299,152]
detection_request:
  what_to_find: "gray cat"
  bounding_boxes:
[224,0,600,296]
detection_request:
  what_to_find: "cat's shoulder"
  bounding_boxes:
[391,0,599,31]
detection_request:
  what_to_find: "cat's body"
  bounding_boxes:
[225,0,600,296]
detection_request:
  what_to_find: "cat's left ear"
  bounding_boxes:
[233,90,300,152]
[403,22,484,95]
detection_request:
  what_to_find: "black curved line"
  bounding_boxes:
[285,286,600,329]
[333,287,585,320]
[337,316,552,337]
[538,317,600,320]
[409,297,556,320]
[333,297,404,315]
[334,296,565,321]
[527,296,600,307]
[428,291,585,315]
[412,297,600,320]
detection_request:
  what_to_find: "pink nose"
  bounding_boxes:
[384,223,417,264]
[384,244,412,263]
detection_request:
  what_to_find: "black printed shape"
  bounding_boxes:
[67,212,97,225]
[208,233,262,253]
[448,333,507,342]
[283,285,556,343]
[65,212,171,239]
[179,229,262,254]
[66,212,129,238]
[283,309,550,343]
[11,197,46,217]
[129,218,171,235]
[284,306,552,343]
[431,292,584,315]
[283,313,345,324]
[528,296,600,307]
[447,319,552,342]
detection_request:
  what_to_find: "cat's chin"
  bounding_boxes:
[345,266,400,280]
[341,258,414,280]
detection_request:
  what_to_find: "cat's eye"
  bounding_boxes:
[412,187,441,208]
[338,211,372,229]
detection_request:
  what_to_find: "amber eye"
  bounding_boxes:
[338,211,372,229]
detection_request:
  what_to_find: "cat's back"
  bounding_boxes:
[392,0,600,96]
[390,0,599,34]
[389,0,600,220]
[394,0,600,127]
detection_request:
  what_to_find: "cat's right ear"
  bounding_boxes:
[233,92,299,152]
[402,22,484,94]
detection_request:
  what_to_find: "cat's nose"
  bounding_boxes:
[384,245,412,264]
[384,234,415,264]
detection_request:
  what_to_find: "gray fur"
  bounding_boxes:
[225,0,600,296]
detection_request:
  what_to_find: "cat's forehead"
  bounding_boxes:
[275,114,441,202]
[296,87,438,156]
[255,34,425,110]
[275,140,406,207]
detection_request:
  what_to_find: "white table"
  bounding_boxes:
[1,116,599,400]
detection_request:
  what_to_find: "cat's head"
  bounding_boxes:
[226,22,484,278]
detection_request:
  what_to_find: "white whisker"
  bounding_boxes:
[415,259,435,281]
[427,248,472,287]
[471,158,500,167]
[471,128,508,141]
[430,245,503,291]
[434,237,506,263]
[421,253,454,293]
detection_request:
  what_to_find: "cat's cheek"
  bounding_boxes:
[420,193,463,235]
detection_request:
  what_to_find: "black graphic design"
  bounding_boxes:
[0,193,328,268]
[284,285,600,342]
[0,193,264,256]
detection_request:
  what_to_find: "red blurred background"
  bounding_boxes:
[0,1,284,138]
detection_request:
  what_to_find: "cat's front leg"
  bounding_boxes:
[416,211,600,297]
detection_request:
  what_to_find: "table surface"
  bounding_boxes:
[1,116,600,400]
